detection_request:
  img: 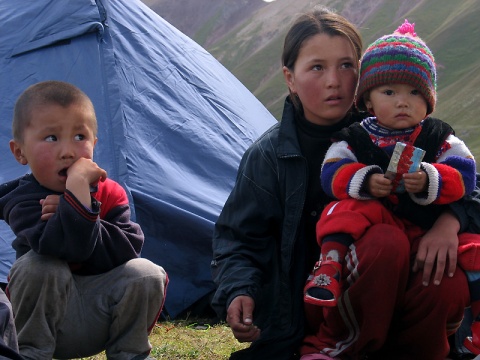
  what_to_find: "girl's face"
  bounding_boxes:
[283,34,358,126]
[365,83,428,130]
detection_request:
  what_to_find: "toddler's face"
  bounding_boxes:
[10,102,97,192]
[365,83,428,130]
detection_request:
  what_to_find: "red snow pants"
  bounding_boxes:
[301,199,471,359]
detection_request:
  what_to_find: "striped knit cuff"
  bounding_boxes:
[409,162,439,205]
[348,165,382,200]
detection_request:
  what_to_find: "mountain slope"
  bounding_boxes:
[142,0,480,158]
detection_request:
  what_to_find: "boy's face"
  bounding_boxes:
[9,102,97,192]
[365,83,428,130]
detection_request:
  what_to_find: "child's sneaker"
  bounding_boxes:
[464,321,480,355]
[304,260,341,307]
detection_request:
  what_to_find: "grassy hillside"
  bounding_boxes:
[144,0,480,158]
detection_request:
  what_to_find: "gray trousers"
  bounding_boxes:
[8,251,167,360]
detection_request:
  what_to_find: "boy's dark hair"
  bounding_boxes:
[12,80,97,142]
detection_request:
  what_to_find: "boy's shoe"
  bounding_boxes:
[304,260,341,307]
[464,321,480,355]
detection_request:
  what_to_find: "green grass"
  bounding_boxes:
[76,319,249,360]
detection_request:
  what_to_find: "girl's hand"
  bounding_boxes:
[227,296,261,343]
[412,211,459,286]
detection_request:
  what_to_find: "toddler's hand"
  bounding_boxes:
[403,170,427,194]
[368,173,393,198]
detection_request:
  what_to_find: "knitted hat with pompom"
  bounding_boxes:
[356,19,436,115]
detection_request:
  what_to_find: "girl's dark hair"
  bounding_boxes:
[12,80,97,141]
[282,7,363,108]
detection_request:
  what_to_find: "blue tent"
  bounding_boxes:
[0,0,276,318]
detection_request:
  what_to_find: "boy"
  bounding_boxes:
[1,80,168,360]
[303,20,480,354]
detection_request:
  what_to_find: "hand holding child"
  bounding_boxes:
[413,210,459,286]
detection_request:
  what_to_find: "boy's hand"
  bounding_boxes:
[40,195,60,221]
[368,173,393,198]
[66,158,107,208]
[67,158,107,186]
[403,170,427,193]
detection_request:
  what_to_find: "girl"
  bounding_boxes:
[212,7,475,359]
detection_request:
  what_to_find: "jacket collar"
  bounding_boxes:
[277,97,302,158]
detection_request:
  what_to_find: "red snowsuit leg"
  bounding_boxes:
[458,232,480,272]
[315,199,405,245]
[302,220,470,359]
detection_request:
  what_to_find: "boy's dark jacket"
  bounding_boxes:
[0,174,143,275]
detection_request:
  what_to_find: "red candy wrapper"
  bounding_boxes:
[384,142,425,193]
